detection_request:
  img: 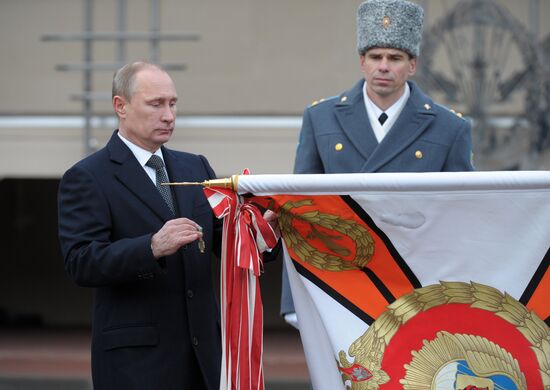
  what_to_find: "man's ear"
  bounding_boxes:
[113,96,127,118]
[359,54,366,70]
[408,57,417,77]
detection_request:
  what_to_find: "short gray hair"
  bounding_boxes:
[112,61,165,101]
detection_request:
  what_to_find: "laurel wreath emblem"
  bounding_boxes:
[403,331,526,389]
[277,199,375,271]
[338,281,550,389]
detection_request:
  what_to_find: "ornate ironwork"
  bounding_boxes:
[417,0,549,170]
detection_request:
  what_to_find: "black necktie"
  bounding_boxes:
[146,155,175,215]
[378,112,388,125]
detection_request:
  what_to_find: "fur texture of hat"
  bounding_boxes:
[357,0,424,57]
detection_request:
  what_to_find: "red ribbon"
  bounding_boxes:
[204,181,278,390]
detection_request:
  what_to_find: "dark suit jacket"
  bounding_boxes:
[58,131,221,389]
[281,80,475,315]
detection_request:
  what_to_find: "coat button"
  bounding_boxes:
[187,289,194,298]
[192,337,199,346]
[415,150,423,159]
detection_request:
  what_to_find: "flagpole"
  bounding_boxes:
[164,171,550,197]
[162,175,240,191]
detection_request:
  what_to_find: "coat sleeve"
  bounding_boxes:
[58,165,163,287]
[293,107,325,174]
[443,118,475,172]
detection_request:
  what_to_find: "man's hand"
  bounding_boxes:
[151,218,202,258]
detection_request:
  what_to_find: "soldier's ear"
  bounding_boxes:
[113,96,127,118]
[408,57,417,77]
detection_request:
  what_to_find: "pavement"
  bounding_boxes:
[0,328,310,390]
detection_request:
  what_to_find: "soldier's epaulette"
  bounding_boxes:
[309,95,337,107]
[449,107,466,120]
[437,103,466,120]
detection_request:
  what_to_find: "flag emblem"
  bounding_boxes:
[338,281,549,389]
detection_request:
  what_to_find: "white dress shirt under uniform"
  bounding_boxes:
[363,81,410,143]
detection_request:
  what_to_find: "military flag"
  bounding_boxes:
[209,171,550,390]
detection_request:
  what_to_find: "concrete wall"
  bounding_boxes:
[1,0,548,116]
[0,0,361,116]
[0,124,299,178]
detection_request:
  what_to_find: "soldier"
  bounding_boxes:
[281,0,475,328]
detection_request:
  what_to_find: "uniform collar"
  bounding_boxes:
[363,81,410,142]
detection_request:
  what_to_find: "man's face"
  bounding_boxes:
[360,48,416,105]
[114,68,178,152]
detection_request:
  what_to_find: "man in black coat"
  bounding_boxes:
[58,62,221,389]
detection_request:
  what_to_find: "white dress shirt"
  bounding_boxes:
[363,81,410,143]
[117,131,167,185]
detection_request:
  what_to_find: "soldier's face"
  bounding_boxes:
[114,68,178,152]
[360,48,416,104]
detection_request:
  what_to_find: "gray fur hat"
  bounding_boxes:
[357,0,424,57]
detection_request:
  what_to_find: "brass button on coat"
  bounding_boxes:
[415,150,423,159]
[335,143,343,151]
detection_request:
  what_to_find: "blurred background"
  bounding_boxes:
[0,0,549,388]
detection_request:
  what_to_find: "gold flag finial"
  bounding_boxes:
[161,175,239,192]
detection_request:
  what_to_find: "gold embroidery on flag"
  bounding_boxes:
[337,282,550,389]
[402,331,524,388]
[278,199,374,271]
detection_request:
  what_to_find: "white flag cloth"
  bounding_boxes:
[236,171,550,390]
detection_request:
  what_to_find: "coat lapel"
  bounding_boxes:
[334,80,379,162]
[108,132,174,222]
[363,81,436,172]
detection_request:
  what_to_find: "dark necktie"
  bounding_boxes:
[378,112,388,125]
[146,155,175,215]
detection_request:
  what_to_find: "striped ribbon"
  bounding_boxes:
[204,182,278,390]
